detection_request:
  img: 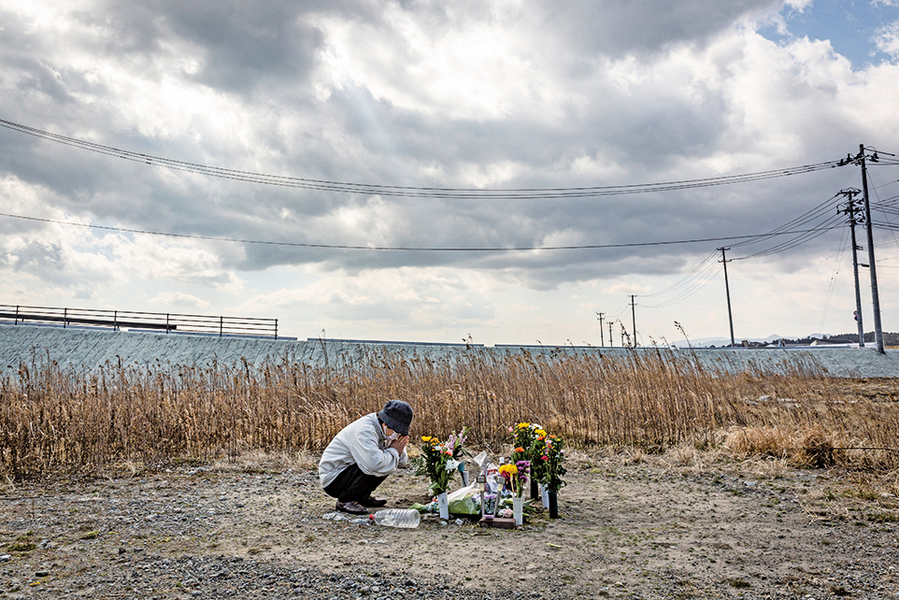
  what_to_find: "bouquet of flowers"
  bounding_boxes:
[533,432,566,492]
[419,427,470,495]
[499,460,530,498]
[527,426,549,486]
[509,422,540,463]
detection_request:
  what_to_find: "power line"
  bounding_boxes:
[641,250,719,297]
[640,253,722,309]
[819,220,849,332]
[730,193,842,249]
[639,268,720,308]
[868,170,899,255]
[0,210,849,253]
[0,118,841,200]
[607,298,630,321]
[733,216,845,260]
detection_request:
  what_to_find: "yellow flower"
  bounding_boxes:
[535,429,547,437]
[421,436,432,442]
[499,464,518,476]
[516,422,530,429]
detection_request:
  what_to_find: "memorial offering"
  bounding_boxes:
[419,427,470,519]
[533,431,566,518]
[510,422,545,499]
[509,422,541,462]
[499,460,529,525]
[413,422,566,526]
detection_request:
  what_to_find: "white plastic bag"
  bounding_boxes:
[447,482,481,515]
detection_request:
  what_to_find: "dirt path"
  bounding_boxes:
[2,453,898,599]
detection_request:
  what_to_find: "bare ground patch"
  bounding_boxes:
[1,451,898,599]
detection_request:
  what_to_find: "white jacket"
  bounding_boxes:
[318,413,409,488]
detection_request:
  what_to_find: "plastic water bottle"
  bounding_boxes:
[371,508,420,528]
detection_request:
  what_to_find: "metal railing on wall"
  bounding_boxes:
[0,304,279,339]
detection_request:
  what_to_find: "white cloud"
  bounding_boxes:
[147,291,214,312]
[874,22,899,57]
[1,1,898,343]
[784,0,813,11]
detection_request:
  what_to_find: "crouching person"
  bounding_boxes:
[318,400,413,515]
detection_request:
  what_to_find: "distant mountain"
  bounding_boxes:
[672,331,899,348]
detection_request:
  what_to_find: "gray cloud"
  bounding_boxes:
[532,0,782,57]
[0,0,892,295]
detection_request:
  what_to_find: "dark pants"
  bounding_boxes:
[323,464,387,503]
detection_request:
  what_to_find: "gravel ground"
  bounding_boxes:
[1,453,898,599]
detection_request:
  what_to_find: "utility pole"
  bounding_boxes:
[629,295,637,347]
[838,188,865,347]
[859,146,885,354]
[840,145,888,353]
[718,247,736,348]
[596,312,605,347]
[608,321,614,348]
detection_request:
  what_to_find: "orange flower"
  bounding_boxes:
[514,447,525,453]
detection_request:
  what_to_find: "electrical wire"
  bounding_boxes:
[642,192,859,307]
[0,118,842,200]
[607,298,629,322]
[0,210,853,253]
[819,225,848,331]
[640,251,719,297]
[640,254,722,309]
[868,171,899,255]
[736,216,844,260]
[730,193,842,249]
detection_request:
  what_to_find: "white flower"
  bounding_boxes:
[445,459,460,472]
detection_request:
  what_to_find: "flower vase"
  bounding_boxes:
[482,494,496,520]
[548,489,559,519]
[530,477,539,500]
[541,484,549,509]
[437,491,450,520]
[512,496,523,526]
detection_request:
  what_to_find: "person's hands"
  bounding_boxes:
[390,435,409,454]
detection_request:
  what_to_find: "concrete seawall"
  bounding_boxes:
[1,323,898,377]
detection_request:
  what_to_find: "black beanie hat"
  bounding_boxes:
[378,400,413,436]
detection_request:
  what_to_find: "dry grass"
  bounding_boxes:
[1,347,898,479]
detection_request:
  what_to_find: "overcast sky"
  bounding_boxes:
[1,0,898,346]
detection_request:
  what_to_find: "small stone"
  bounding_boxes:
[35,571,49,577]
[0,555,11,563]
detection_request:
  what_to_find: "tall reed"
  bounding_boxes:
[1,347,896,478]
